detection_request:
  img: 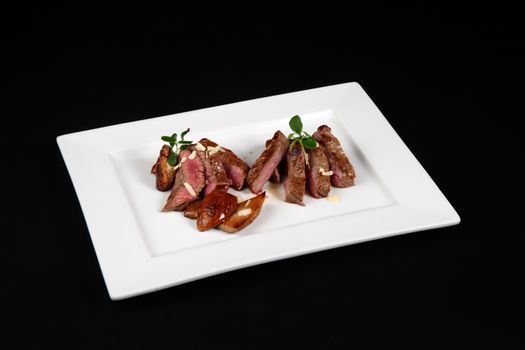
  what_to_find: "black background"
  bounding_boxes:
[4,3,523,349]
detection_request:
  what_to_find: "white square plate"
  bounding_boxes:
[57,82,460,300]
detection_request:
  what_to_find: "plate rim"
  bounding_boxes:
[57,82,460,300]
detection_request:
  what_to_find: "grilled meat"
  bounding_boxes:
[313,125,356,188]
[283,142,306,206]
[247,131,289,193]
[305,146,331,198]
[162,149,205,211]
[194,140,231,196]
[198,138,249,190]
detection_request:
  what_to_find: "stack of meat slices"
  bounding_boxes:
[246,125,356,205]
[152,138,264,233]
[156,138,249,211]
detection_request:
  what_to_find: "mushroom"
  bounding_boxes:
[196,189,237,231]
[151,145,177,191]
[218,192,266,233]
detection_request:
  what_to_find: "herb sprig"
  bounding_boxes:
[287,115,317,150]
[161,128,193,166]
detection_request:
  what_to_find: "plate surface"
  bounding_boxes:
[57,82,460,300]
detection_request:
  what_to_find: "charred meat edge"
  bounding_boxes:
[194,140,231,196]
[246,130,289,193]
[305,146,331,198]
[283,142,306,206]
[265,139,286,183]
[151,145,177,191]
[313,125,356,188]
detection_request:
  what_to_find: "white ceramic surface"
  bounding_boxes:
[57,82,460,300]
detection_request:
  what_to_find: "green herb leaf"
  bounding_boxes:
[161,128,192,165]
[287,115,318,151]
[302,137,317,149]
[167,151,178,167]
[181,128,190,140]
[289,115,303,134]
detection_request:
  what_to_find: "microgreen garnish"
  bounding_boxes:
[287,115,317,150]
[161,128,193,166]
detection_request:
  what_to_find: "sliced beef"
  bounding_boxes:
[247,131,289,193]
[162,149,205,212]
[283,143,306,206]
[195,140,231,196]
[305,146,331,198]
[198,138,249,191]
[270,162,284,183]
[151,145,177,191]
[313,125,356,188]
[266,139,286,183]
[202,156,231,195]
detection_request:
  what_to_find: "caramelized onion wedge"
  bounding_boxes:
[196,190,237,231]
[184,199,202,220]
[218,192,266,233]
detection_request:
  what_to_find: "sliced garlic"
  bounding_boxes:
[321,170,333,176]
[319,167,325,173]
[183,182,197,197]
[207,145,221,155]
[196,142,206,151]
[237,208,252,217]
[188,150,196,160]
